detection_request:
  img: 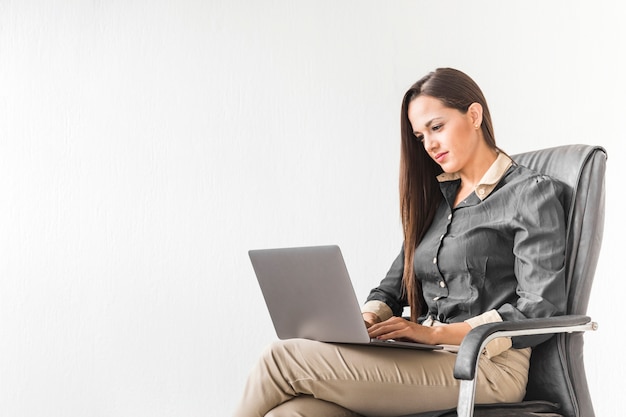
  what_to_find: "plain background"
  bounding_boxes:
[1,1,624,416]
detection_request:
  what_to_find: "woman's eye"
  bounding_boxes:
[415,134,424,143]
[432,124,442,132]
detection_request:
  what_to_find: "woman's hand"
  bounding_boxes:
[367,316,436,344]
[367,316,472,346]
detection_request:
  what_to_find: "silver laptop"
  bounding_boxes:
[249,245,442,350]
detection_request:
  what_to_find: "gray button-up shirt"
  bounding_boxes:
[366,153,567,348]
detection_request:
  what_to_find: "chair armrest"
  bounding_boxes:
[453,315,596,380]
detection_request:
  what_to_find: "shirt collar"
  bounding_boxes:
[436,152,513,200]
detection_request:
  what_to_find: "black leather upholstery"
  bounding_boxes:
[394,145,607,417]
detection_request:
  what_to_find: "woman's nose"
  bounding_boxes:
[422,135,437,151]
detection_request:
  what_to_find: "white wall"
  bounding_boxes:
[1,1,623,416]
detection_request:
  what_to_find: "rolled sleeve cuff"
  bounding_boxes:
[464,309,512,359]
[361,300,393,322]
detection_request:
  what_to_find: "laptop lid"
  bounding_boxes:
[249,245,371,344]
[248,245,442,351]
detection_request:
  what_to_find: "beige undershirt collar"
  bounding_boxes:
[436,152,513,200]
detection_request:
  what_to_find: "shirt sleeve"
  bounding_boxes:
[498,175,567,348]
[364,246,408,317]
[361,300,394,321]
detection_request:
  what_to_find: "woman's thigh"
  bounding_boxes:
[268,339,462,416]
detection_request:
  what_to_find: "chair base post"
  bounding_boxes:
[457,379,476,417]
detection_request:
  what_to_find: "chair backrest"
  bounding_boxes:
[511,144,607,417]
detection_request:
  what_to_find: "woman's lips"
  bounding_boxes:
[435,151,448,162]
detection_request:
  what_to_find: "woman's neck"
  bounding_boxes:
[458,147,498,189]
[454,147,498,206]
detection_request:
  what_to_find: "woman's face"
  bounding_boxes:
[407,95,481,174]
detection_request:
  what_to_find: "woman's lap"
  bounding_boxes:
[233,338,528,417]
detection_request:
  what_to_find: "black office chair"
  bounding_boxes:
[395,144,607,417]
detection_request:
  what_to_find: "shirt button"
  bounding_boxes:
[447,214,452,220]
[439,281,446,288]
[432,257,437,264]
[477,188,486,196]
[440,234,444,241]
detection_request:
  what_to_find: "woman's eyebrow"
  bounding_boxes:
[425,117,444,127]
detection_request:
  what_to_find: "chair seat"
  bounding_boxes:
[399,400,561,417]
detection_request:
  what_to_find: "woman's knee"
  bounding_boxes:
[261,339,304,364]
[261,338,324,366]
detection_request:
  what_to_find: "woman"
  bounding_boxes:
[233,68,566,417]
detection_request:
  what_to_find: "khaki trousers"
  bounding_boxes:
[233,338,530,417]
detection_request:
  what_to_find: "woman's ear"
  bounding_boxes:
[468,102,483,128]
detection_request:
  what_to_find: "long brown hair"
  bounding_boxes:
[400,68,499,322]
